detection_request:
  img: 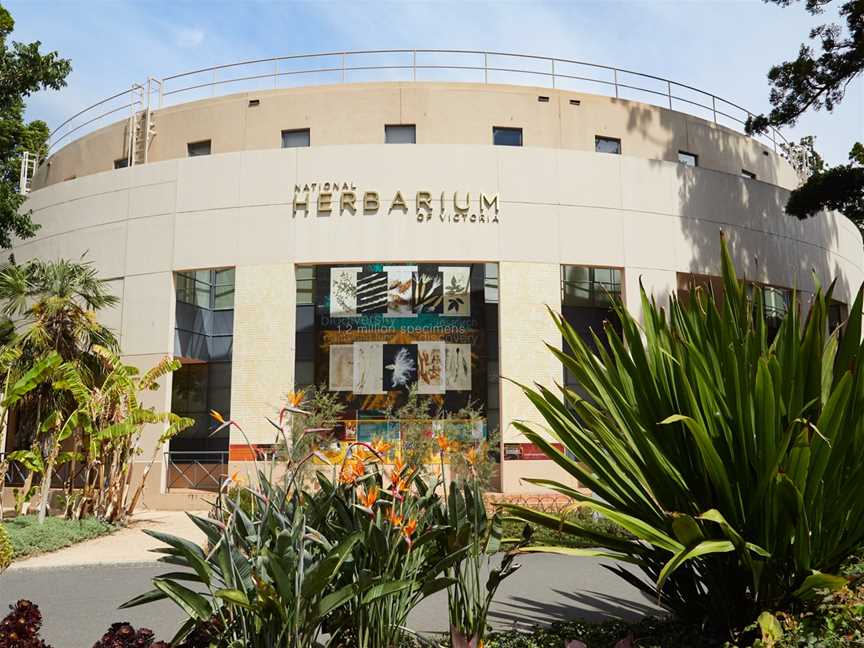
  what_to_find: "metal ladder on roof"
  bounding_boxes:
[128,78,161,167]
[18,151,37,195]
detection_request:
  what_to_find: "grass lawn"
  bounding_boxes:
[501,511,629,549]
[1,515,115,560]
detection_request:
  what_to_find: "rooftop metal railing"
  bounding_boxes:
[45,49,788,156]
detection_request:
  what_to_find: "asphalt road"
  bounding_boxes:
[0,555,662,647]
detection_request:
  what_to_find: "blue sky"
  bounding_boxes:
[7,0,863,165]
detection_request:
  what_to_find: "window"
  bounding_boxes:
[595,136,621,155]
[677,273,725,308]
[829,300,848,333]
[114,158,129,169]
[187,140,211,157]
[281,129,310,148]
[176,268,235,310]
[296,266,315,305]
[562,266,622,307]
[385,124,416,144]
[561,266,623,387]
[678,151,698,167]
[741,169,756,180]
[484,263,499,303]
[493,127,522,147]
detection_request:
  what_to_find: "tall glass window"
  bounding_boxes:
[561,266,623,388]
[171,267,235,459]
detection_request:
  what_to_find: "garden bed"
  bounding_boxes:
[1,515,115,560]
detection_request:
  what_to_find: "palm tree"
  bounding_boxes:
[0,257,119,521]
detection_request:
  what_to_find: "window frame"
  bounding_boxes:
[561,265,624,308]
[281,128,311,148]
[384,124,416,144]
[595,136,622,155]
[187,140,212,157]
[492,126,523,147]
[678,151,698,167]
[175,267,235,311]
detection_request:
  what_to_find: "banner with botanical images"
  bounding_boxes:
[304,262,495,443]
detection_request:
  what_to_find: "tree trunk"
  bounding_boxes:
[126,443,163,519]
[37,435,60,524]
[17,469,33,515]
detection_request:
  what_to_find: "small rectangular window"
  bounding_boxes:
[741,169,756,180]
[187,140,211,157]
[282,129,310,148]
[678,151,698,167]
[385,124,416,144]
[114,158,129,169]
[595,136,621,155]
[493,127,523,147]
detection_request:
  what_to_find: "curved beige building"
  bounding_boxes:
[8,72,863,507]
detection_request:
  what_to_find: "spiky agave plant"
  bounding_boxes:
[505,236,864,631]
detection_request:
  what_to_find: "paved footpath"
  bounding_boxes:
[0,511,662,647]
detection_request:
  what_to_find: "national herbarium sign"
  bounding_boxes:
[292,182,500,224]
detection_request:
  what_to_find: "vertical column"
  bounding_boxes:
[229,263,296,451]
[119,271,176,501]
[498,261,579,493]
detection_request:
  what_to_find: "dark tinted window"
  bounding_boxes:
[493,127,522,147]
[187,140,211,157]
[385,124,416,144]
[282,129,310,148]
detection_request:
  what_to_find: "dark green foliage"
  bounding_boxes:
[0,4,71,248]
[785,145,864,223]
[506,236,864,633]
[746,0,863,227]
[0,515,114,559]
[747,0,863,132]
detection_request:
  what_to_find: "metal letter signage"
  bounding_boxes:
[293,182,500,224]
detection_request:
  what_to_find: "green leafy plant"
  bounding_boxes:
[438,482,526,648]
[1,514,114,560]
[0,524,11,573]
[506,236,864,632]
[312,444,454,648]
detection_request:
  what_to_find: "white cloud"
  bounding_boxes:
[175,27,205,49]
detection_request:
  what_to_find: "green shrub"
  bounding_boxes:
[1,515,114,559]
[506,237,864,633]
[123,426,502,647]
[0,525,11,572]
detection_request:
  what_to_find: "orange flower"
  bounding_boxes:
[402,517,418,546]
[371,438,392,456]
[353,446,374,462]
[287,390,305,408]
[435,435,457,453]
[339,457,365,485]
[210,410,226,425]
[360,485,379,508]
[465,447,478,466]
[388,510,403,527]
[389,458,407,487]
[394,477,409,494]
